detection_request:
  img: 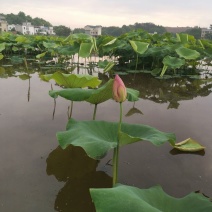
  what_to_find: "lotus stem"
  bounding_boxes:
[135,53,138,70]
[93,104,98,120]
[68,101,74,119]
[112,102,122,186]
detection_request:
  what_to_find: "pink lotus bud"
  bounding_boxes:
[113,75,127,103]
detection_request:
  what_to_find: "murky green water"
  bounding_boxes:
[0,67,212,211]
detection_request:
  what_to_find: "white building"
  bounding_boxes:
[7,24,16,31]
[201,28,212,38]
[34,25,55,35]
[15,22,35,35]
[7,22,55,35]
[84,25,102,37]
[0,15,8,32]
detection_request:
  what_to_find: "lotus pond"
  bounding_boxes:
[0,58,212,212]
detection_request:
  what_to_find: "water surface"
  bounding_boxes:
[0,68,211,211]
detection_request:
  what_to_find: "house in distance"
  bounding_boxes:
[84,25,102,37]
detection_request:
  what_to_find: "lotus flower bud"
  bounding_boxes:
[113,74,127,103]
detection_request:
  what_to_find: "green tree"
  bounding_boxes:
[3,11,52,26]
[205,32,212,40]
[31,17,52,27]
[73,28,85,34]
[185,27,201,39]
[53,25,71,36]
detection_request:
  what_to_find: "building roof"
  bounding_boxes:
[85,25,102,28]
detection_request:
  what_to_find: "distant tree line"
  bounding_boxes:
[0,11,52,27]
[1,11,211,40]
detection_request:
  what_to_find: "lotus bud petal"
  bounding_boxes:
[113,75,127,103]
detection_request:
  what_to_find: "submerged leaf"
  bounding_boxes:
[90,184,212,212]
[173,138,205,152]
[57,119,176,159]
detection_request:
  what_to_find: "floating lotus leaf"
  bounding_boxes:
[0,67,5,75]
[176,47,200,60]
[129,40,149,55]
[18,74,31,80]
[173,138,205,152]
[42,72,102,88]
[57,119,176,159]
[162,56,185,69]
[90,184,212,212]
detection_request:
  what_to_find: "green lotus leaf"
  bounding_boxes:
[10,56,23,64]
[97,60,109,68]
[43,41,58,49]
[162,56,185,69]
[79,42,94,58]
[126,88,140,101]
[15,36,27,43]
[57,119,176,159]
[0,53,4,60]
[18,74,31,80]
[0,43,5,52]
[103,61,115,73]
[103,38,117,46]
[176,33,188,44]
[129,40,149,55]
[49,79,139,104]
[0,67,5,75]
[90,184,212,212]
[49,88,93,101]
[176,47,200,60]
[86,79,113,104]
[173,138,205,152]
[36,51,47,59]
[42,72,102,88]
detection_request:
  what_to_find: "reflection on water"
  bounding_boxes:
[99,73,212,109]
[46,146,112,212]
[0,64,212,211]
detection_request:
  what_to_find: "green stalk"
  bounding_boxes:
[93,104,98,120]
[112,102,123,186]
[135,53,138,70]
[68,101,74,119]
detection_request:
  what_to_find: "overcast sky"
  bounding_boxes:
[1,0,211,29]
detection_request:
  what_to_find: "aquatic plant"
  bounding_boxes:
[50,74,209,211]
